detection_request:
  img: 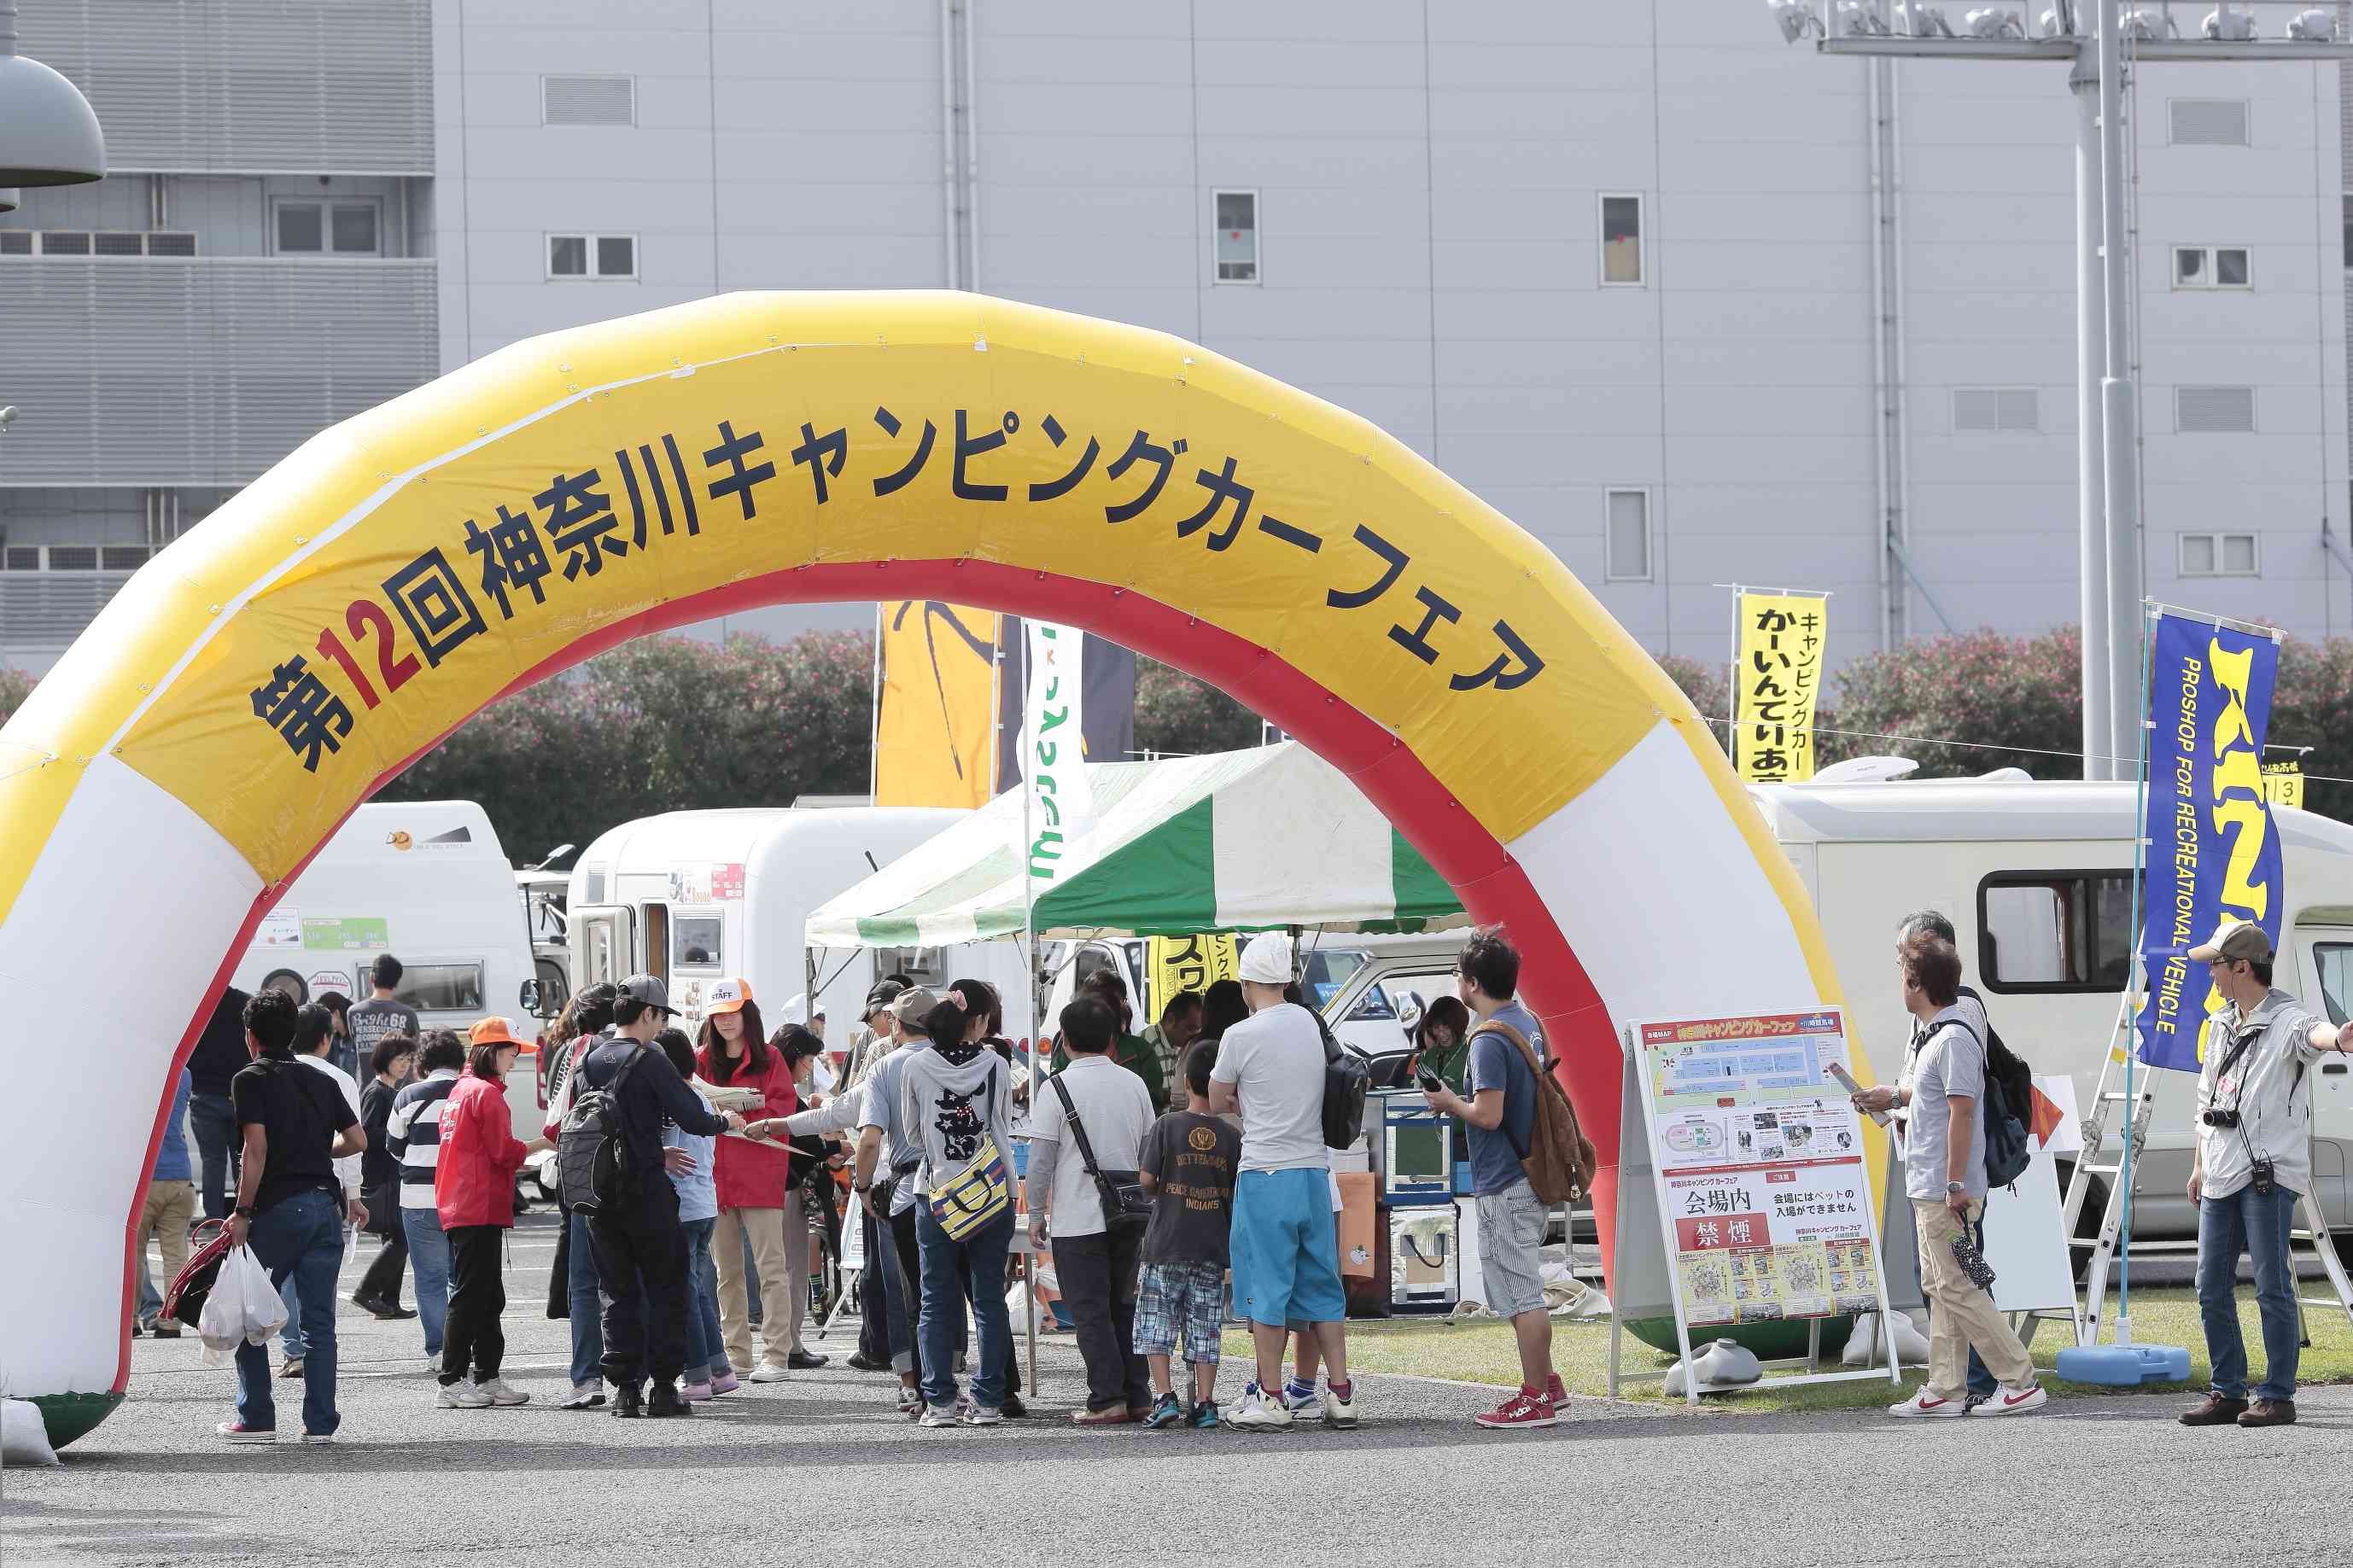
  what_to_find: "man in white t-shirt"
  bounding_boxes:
[1208,931,1355,1433]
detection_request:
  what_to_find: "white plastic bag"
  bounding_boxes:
[2,1399,59,1466]
[198,1245,287,1367]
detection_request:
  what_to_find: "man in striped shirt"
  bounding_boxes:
[386,1030,466,1363]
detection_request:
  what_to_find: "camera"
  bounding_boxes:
[2251,1157,2277,1196]
[2201,1109,2241,1128]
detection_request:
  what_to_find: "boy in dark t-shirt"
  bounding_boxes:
[1135,1040,1242,1430]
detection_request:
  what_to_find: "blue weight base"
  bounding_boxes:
[2053,1343,2192,1386]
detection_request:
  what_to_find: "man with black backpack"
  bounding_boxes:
[1862,936,2045,1419]
[562,975,744,1418]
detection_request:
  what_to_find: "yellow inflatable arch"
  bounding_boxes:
[0,293,1854,1437]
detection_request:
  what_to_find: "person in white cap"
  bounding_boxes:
[2180,919,2350,1430]
[1208,930,1356,1432]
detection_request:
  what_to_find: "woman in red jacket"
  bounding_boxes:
[434,1017,548,1410]
[697,979,809,1381]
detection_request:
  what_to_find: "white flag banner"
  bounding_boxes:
[1024,621,1093,886]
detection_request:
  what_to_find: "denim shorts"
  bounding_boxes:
[1474,1178,1548,1319]
[1229,1168,1346,1327]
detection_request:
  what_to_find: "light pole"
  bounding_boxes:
[1769,0,2353,779]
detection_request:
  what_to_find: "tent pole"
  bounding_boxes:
[1020,624,1041,1398]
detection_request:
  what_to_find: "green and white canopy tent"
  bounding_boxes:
[806,742,1466,947]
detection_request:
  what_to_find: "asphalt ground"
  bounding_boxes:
[7,1210,2348,1568]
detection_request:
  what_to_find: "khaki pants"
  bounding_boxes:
[1912,1198,2035,1399]
[715,1206,804,1371]
[140,1179,196,1318]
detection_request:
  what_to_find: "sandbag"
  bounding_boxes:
[1840,1309,1930,1367]
[1,1400,58,1466]
[1663,1338,1764,1396]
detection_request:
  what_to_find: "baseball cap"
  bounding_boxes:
[890,986,938,1026]
[619,973,675,1015]
[2187,919,2273,966]
[864,979,906,1013]
[706,977,752,1016]
[470,1017,524,1048]
[1237,930,1294,986]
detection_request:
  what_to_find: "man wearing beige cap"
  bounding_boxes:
[2181,920,2350,1430]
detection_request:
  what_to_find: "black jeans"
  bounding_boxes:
[441,1224,506,1384]
[1054,1227,1148,1414]
[857,1204,889,1363]
[589,1183,691,1388]
[357,1227,409,1309]
[890,1204,927,1385]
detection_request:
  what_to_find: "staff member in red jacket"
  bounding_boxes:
[698,979,814,1380]
[434,1017,549,1410]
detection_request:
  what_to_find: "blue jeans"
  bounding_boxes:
[402,1206,452,1356]
[916,1204,1014,1411]
[1907,1204,1996,1399]
[235,1189,343,1436]
[680,1217,723,1379]
[279,1276,307,1360]
[2198,1181,2301,1402]
[189,1091,237,1220]
[692,1228,732,1378]
[569,1209,606,1384]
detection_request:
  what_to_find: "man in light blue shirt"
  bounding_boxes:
[854,988,935,1413]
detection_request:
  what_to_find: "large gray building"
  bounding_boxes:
[3,0,2348,675]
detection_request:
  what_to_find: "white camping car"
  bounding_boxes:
[230,799,545,1142]
[1314,779,2353,1243]
[567,806,1024,1047]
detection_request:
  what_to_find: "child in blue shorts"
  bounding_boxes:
[1135,1041,1241,1429]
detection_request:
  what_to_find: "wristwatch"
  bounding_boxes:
[854,1181,872,1194]
[234,1204,254,1218]
[1944,1180,1965,1195]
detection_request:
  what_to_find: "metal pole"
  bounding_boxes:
[1018,624,1039,1397]
[2096,0,2145,781]
[2072,48,2111,781]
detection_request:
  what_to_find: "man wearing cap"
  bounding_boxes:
[574,975,745,1418]
[2181,921,2350,1429]
[1208,931,1357,1432]
[853,986,938,1414]
[845,981,905,1088]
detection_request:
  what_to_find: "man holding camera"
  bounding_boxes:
[2182,922,2350,1429]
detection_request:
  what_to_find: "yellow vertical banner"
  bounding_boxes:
[873,600,1000,809]
[1733,592,1827,784]
[1145,933,1240,1022]
[2262,758,2305,811]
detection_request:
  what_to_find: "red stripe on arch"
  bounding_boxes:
[113,558,1632,1391]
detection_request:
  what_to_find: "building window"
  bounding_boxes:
[1213,190,1258,283]
[1604,489,1651,580]
[1952,387,2040,433]
[0,230,195,258]
[2344,197,2353,269]
[542,73,636,126]
[2180,531,2259,577]
[273,200,381,257]
[1600,194,1644,286]
[2169,97,2249,146]
[2,547,39,570]
[45,546,98,571]
[548,233,637,280]
[2173,245,2251,289]
[2175,385,2257,432]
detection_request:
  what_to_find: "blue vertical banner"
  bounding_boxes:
[2136,611,2286,1072]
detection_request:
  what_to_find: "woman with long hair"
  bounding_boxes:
[430,1018,548,1408]
[767,1023,835,1369]
[540,982,617,1410]
[1410,994,1474,1099]
[652,1028,729,1401]
[697,978,811,1380]
[351,1032,418,1320]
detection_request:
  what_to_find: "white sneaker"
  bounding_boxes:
[962,1404,1002,1426]
[474,1377,529,1407]
[1282,1382,1322,1421]
[437,1381,493,1409]
[559,1381,604,1410]
[748,1361,791,1383]
[1974,1384,2047,1416]
[1888,1388,1967,1419]
[919,1402,960,1428]
[1322,1381,1358,1431]
[1229,1384,1295,1432]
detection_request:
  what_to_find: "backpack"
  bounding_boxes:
[1946,1008,2032,1191]
[557,1046,647,1213]
[1311,1009,1370,1150]
[1471,1019,1598,1205]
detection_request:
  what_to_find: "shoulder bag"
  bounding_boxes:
[1048,1071,1152,1235]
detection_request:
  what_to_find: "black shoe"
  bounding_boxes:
[611,1384,645,1419]
[846,1351,889,1373]
[646,1383,693,1419]
[788,1349,829,1371]
[129,1321,144,1338]
[351,1292,414,1321]
[1000,1394,1029,1419]
[150,1324,182,1339]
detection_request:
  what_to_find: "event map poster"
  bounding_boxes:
[1636,1009,1877,1328]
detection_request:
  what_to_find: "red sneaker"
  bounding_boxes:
[1545,1372,1567,1408]
[1474,1389,1560,1430]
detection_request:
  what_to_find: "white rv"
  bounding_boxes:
[1315,780,2353,1241]
[565,807,1026,1047]
[229,799,546,1142]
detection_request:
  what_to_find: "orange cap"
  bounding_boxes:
[706,977,752,1015]
[470,1017,523,1047]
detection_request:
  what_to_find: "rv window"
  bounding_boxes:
[675,916,722,970]
[2316,943,2351,1028]
[394,963,485,1014]
[641,905,669,988]
[1977,872,2134,994]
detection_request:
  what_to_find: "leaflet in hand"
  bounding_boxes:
[1822,1061,1889,1126]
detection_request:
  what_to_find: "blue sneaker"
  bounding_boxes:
[1188,1398,1221,1430]
[1141,1391,1183,1430]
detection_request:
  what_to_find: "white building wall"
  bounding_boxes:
[425,0,2350,661]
